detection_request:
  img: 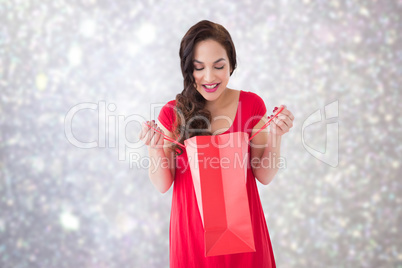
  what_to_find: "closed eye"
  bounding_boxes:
[194,66,224,71]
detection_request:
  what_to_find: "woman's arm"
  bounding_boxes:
[139,120,175,193]
[250,106,294,185]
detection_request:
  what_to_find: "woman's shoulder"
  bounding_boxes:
[158,99,177,131]
[239,90,265,105]
[166,99,176,106]
[160,99,176,112]
[238,90,267,119]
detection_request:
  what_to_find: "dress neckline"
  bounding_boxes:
[212,90,242,136]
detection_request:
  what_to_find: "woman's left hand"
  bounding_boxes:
[269,105,294,136]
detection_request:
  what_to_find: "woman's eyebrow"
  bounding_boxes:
[193,58,226,64]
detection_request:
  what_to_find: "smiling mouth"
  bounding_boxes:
[203,83,220,89]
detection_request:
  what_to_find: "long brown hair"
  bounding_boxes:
[173,20,237,154]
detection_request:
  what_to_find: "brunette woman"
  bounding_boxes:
[139,20,294,268]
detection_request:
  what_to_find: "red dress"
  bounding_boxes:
[158,90,276,268]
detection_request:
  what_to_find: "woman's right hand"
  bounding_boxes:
[139,120,175,193]
[139,120,164,149]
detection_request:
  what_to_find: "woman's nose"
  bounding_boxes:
[204,68,215,82]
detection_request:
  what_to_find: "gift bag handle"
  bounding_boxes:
[248,105,284,141]
[145,105,284,147]
[143,123,186,149]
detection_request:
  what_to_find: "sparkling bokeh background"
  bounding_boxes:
[1,0,401,267]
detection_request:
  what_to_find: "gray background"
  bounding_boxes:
[1,0,401,267]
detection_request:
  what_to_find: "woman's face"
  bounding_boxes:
[192,39,231,102]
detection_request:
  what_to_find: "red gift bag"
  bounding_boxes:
[184,131,255,256]
[149,106,284,257]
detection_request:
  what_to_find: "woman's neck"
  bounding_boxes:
[205,87,232,112]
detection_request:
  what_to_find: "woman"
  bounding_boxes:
[139,20,294,268]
